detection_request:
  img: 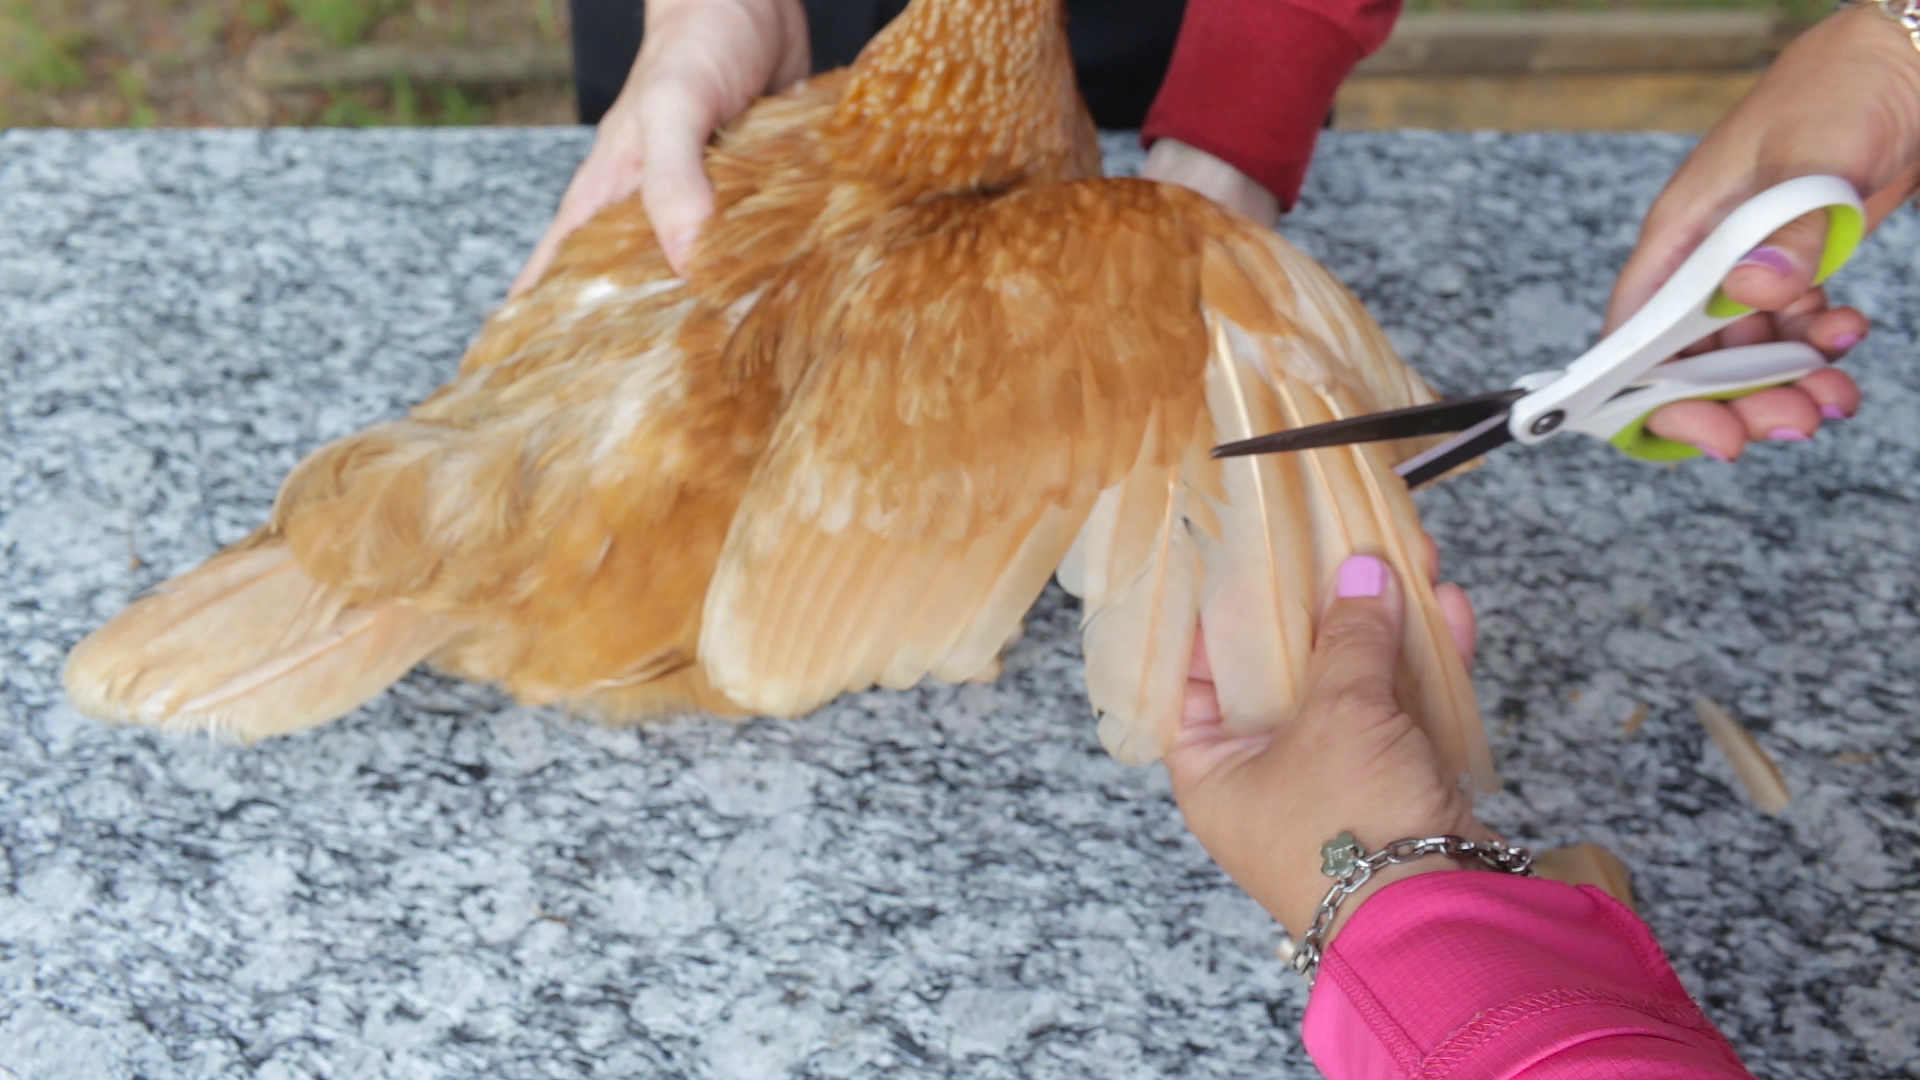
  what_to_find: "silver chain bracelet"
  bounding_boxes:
[1840,0,1920,55]
[1285,831,1536,984]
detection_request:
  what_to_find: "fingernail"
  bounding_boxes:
[1735,246,1797,275]
[1833,333,1863,351]
[1767,427,1811,442]
[1699,446,1730,462]
[1335,555,1388,599]
[1820,405,1851,422]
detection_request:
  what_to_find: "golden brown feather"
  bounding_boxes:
[65,0,1489,791]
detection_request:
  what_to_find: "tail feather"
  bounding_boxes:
[64,542,452,740]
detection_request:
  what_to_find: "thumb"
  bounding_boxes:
[638,82,719,275]
[1301,554,1406,719]
[1718,206,1829,313]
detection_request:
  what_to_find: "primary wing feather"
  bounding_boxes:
[1196,221,1493,791]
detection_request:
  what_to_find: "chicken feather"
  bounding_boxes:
[66,0,1491,792]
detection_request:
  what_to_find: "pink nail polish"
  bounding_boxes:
[1833,333,1862,351]
[1700,446,1730,462]
[1820,405,1851,421]
[1767,427,1811,442]
[1335,555,1388,599]
[1735,246,1796,275]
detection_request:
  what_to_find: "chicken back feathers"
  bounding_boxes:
[63,0,1494,793]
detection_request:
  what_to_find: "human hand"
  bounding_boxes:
[1165,549,1490,943]
[1613,3,1920,460]
[509,0,810,296]
[1143,138,1281,227]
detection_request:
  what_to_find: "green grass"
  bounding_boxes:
[287,0,399,46]
[0,2,87,90]
[242,0,283,31]
[111,66,156,126]
[317,72,494,126]
[434,84,486,124]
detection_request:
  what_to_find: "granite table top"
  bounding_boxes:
[1,126,1915,1079]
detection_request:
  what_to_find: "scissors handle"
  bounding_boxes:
[1568,341,1830,461]
[1509,174,1867,451]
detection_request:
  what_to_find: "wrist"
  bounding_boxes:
[1277,830,1533,982]
[1316,858,1478,942]
[1835,1,1920,73]
[1267,811,1485,939]
[1142,138,1281,227]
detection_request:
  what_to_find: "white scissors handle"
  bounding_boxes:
[1508,175,1867,450]
[1562,342,1827,440]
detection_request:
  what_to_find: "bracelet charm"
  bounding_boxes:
[1285,831,1536,984]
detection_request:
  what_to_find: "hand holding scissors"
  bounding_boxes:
[1214,175,1868,486]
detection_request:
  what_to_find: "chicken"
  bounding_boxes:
[64,0,1494,791]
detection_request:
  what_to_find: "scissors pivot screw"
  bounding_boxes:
[1528,410,1565,437]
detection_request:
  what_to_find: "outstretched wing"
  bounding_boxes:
[698,180,1206,712]
[697,178,1491,788]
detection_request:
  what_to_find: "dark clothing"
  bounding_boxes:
[565,0,1394,208]
[567,0,1187,131]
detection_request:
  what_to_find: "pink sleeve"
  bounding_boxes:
[1303,873,1759,1080]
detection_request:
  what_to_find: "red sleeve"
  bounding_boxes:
[1140,0,1403,208]
[1302,873,1758,1080]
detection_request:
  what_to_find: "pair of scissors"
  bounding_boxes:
[1213,175,1868,487]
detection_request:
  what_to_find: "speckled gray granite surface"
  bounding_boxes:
[1,127,1915,1079]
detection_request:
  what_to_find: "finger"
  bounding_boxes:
[507,135,649,299]
[1302,554,1406,717]
[1793,366,1861,421]
[637,83,719,274]
[1728,384,1823,442]
[770,0,812,87]
[1645,399,1749,462]
[1187,630,1213,684]
[1718,208,1827,313]
[1182,677,1221,729]
[1782,305,1868,357]
[1181,628,1220,727]
[1434,583,1477,670]
[1603,182,1730,334]
[508,222,568,299]
[507,193,607,299]
[1168,626,1270,789]
[1715,311,1778,349]
[1605,225,1690,335]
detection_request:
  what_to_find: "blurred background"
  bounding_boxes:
[0,0,1832,132]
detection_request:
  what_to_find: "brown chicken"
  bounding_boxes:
[65,0,1494,789]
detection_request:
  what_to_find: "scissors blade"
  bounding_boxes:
[1210,388,1526,459]
[1395,410,1516,488]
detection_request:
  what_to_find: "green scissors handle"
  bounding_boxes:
[1506,175,1868,463]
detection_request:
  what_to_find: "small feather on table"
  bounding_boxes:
[1694,696,1791,814]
